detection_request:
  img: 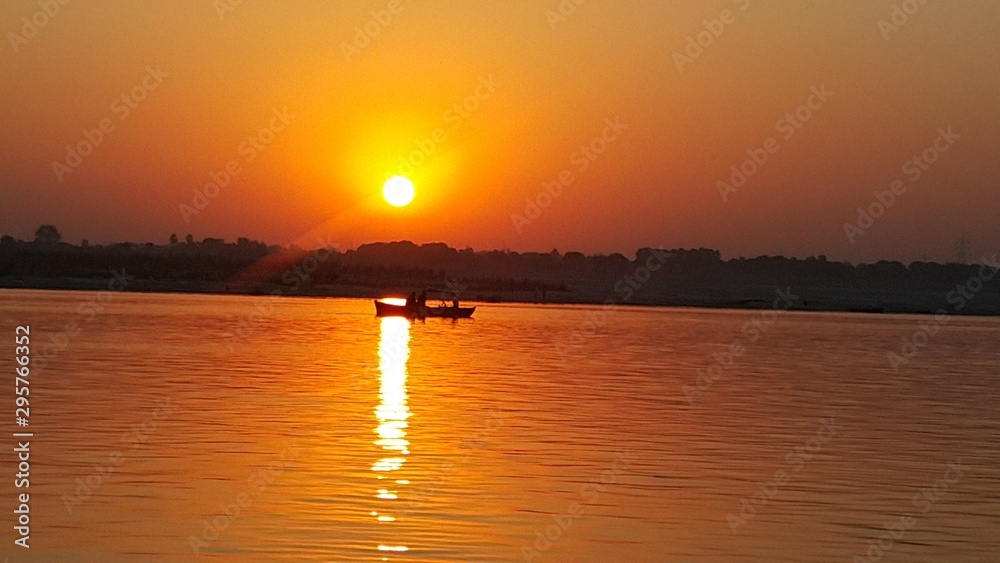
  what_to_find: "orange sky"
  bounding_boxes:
[1,0,998,262]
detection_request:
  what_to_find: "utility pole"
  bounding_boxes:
[955,233,971,265]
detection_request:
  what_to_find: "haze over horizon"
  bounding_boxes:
[2,1,998,264]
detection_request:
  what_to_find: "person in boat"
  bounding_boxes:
[406,291,417,309]
[452,297,459,308]
[418,289,428,308]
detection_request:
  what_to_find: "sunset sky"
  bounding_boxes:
[2,0,997,262]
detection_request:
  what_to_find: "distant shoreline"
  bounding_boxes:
[3,277,998,318]
[3,239,999,318]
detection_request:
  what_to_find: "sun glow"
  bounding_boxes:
[382,176,415,207]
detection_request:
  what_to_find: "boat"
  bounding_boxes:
[374,299,475,319]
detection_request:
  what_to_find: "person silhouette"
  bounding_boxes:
[406,291,417,309]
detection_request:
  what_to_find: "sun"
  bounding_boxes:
[382,176,415,207]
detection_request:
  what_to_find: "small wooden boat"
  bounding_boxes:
[374,300,475,319]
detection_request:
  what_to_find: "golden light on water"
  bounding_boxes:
[372,316,411,556]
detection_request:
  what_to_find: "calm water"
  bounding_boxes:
[2,289,999,562]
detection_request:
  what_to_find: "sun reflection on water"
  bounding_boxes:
[373,316,411,557]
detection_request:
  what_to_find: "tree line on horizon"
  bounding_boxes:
[1,225,996,298]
